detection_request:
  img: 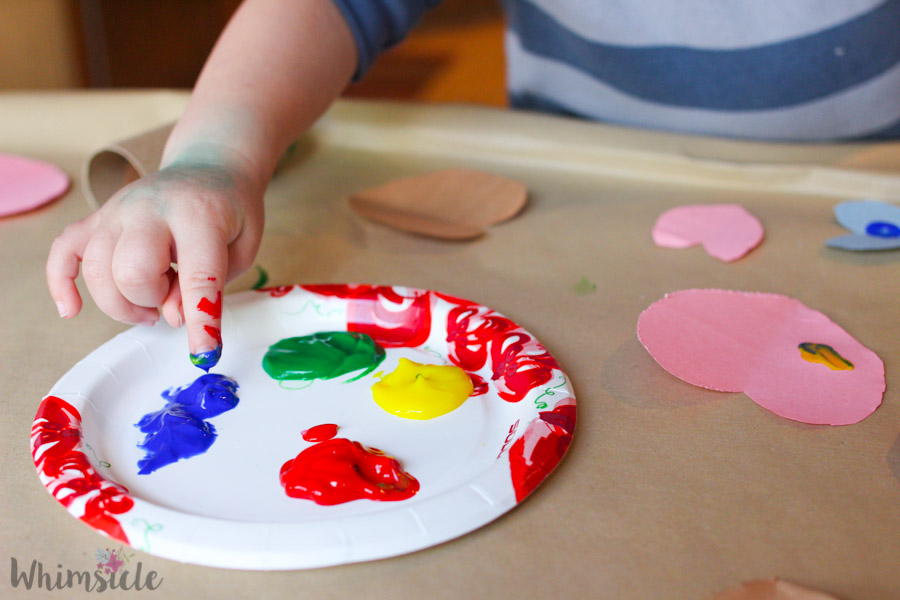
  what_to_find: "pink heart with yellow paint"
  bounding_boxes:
[637,289,884,425]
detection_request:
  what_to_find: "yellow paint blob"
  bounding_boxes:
[798,343,854,371]
[371,358,474,420]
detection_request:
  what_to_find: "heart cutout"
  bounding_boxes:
[637,289,884,425]
[349,168,527,240]
[0,153,69,217]
[826,199,900,251]
[652,204,764,262]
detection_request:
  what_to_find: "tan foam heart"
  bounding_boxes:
[349,168,527,240]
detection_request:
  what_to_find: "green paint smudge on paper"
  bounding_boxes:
[574,277,597,295]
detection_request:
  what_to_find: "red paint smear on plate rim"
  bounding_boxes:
[445,304,558,402]
[301,284,433,348]
[31,396,133,543]
[508,397,576,502]
[280,438,419,505]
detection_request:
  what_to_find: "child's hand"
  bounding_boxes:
[46,155,265,369]
[46,0,358,369]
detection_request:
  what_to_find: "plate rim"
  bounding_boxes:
[32,283,577,569]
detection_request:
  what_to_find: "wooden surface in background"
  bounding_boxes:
[78,0,242,88]
[0,0,85,89]
[1,0,505,105]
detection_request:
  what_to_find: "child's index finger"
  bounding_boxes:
[174,234,228,372]
[189,283,224,371]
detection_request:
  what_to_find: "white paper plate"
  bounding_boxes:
[32,285,576,570]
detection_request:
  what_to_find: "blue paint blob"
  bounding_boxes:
[160,373,239,419]
[865,220,900,238]
[136,407,218,475]
[136,374,239,475]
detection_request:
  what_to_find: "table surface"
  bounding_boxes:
[2,91,899,600]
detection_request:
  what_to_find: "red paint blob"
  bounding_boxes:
[197,292,222,319]
[280,438,419,505]
[301,423,339,442]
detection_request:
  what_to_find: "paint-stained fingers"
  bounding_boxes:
[173,230,228,371]
[111,223,175,309]
[81,227,161,325]
[46,217,95,318]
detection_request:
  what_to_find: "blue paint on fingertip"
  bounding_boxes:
[190,345,222,372]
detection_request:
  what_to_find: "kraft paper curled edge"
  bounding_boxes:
[81,123,303,210]
[81,122,174,209]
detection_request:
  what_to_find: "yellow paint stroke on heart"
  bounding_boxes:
[798,343,854,371]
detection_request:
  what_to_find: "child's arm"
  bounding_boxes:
[46,0,357,368]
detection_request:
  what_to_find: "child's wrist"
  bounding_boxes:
[162,105,285,185]
[162,140,269,194]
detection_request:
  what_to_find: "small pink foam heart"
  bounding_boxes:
[0,153,69,217]
[637,289,884,425]
[652,204,764,262]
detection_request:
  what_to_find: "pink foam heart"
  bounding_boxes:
[637,289,884,425]
[0,153,70,217]
[652,204,764,262]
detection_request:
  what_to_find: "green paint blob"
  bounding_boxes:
[262,331,386,383]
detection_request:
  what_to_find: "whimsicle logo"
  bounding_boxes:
[10,546,162,592]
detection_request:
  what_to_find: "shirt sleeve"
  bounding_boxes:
[330,0,443,80]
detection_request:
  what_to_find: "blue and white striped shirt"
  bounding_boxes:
[331,0,900,141]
